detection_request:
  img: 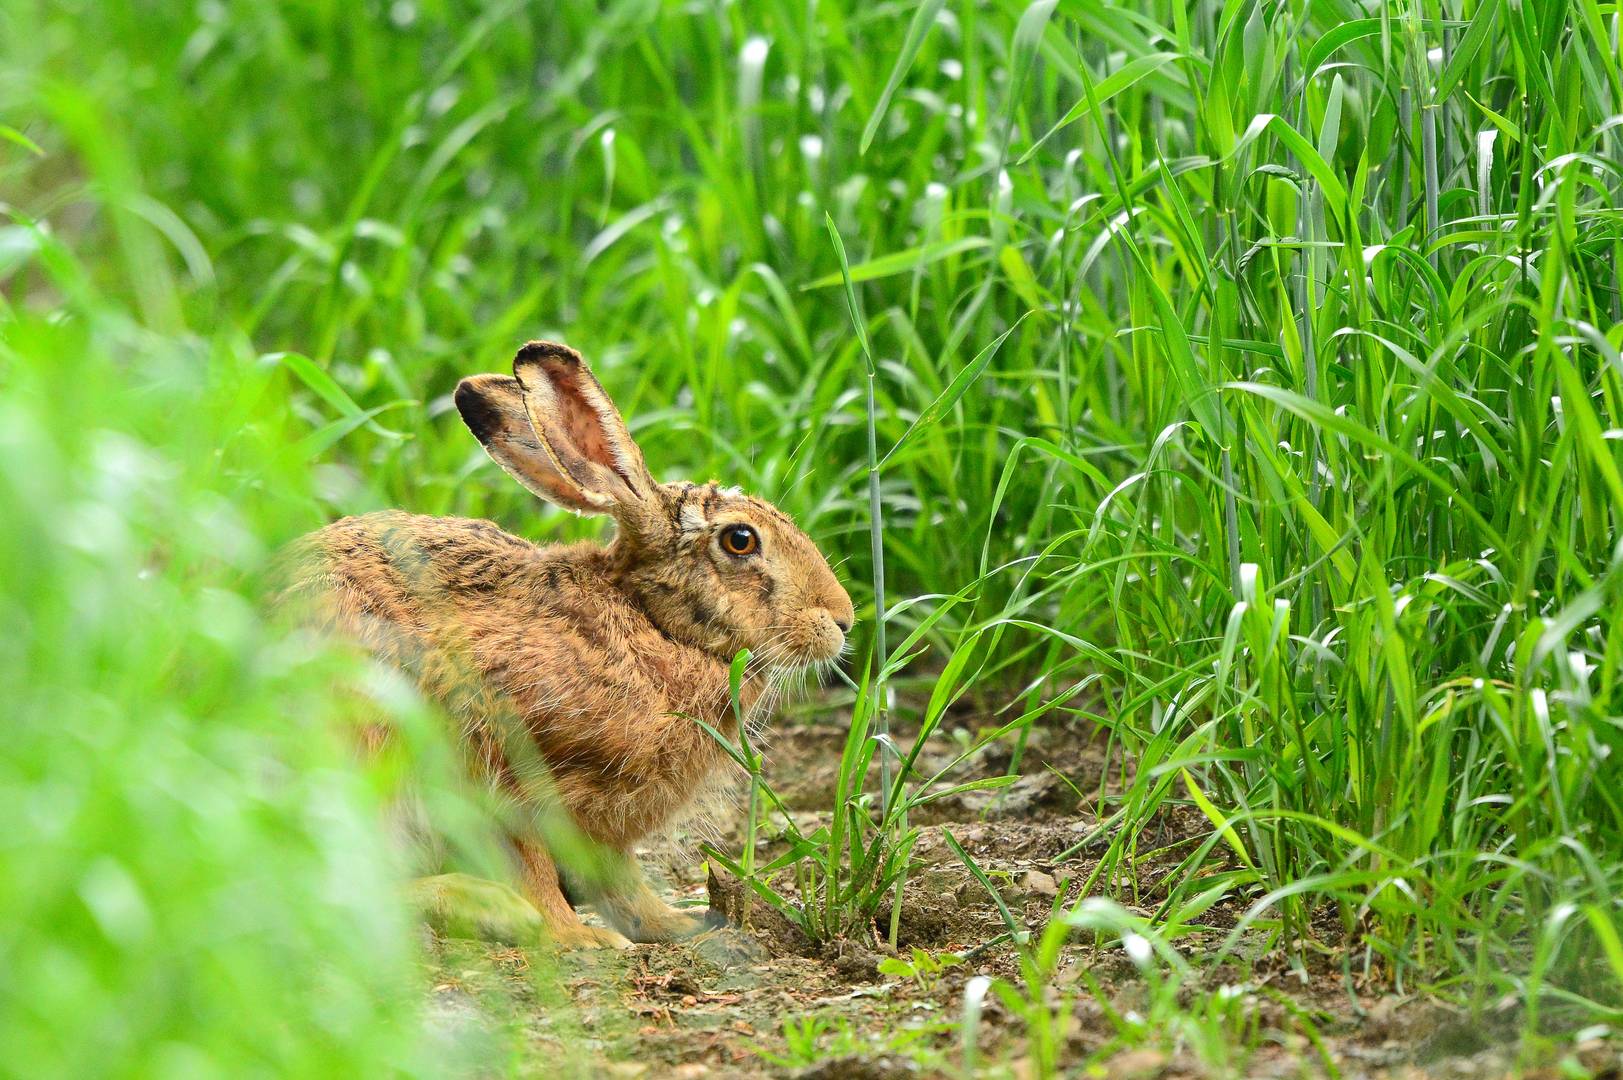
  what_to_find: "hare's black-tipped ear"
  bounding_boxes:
[510,341,655,514]
[455,373,610,515]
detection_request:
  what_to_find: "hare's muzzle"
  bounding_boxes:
[799,589,855,663]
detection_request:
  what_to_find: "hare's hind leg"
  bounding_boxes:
[514,837,633,950]
[592,851,726,943]
[410,872,548,945]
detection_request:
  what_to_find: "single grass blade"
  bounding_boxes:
[0,125,45,157]
[295,400,414,457]
[944,830,1028,946]
[880,312,1031,469]
[1018,52,1186,165]
[804,236,992,289]
[860,0,947,154]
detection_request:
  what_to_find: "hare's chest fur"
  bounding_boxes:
[464,542,740,845]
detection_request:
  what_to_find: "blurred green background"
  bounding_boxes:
[3,0,1622,1073]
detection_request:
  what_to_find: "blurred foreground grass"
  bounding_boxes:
[0,327,430,1070]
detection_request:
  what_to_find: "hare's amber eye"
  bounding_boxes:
[720,524,760,557]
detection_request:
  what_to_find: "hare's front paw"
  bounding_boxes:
[615,905,729,943]
[550,923,634,950]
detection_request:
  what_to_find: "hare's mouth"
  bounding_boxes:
[751,643,837,670]
[794,640,845,666]
[749,616,847,669]
[786,628,849,667]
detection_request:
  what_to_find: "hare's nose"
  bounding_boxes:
[831,614,852,634]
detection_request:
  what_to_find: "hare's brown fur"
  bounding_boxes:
[285,342,852,948]
[293,510,750,848]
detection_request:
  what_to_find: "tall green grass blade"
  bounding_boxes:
[860,0,947,154]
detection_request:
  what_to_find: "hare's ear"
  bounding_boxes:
[455,373,613,514]
[509,341,656,514]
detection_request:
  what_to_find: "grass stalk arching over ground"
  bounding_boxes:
[3,0,1622,1072]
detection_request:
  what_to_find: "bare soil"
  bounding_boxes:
[421,708,1622,1079]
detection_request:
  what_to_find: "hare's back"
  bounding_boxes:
[287,510,714,698]
[284,510,540,645]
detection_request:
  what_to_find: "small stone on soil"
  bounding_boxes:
[1020,869,1059,898]
[792,1052,917,1079]
[687,926,766,970]
[822,940,880,983]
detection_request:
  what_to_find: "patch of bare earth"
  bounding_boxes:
[423,710,1622,1078]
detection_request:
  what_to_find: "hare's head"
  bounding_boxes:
[455,342,854,669]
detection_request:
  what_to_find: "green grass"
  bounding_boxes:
[4,0,1623,1073]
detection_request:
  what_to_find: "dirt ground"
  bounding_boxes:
[420,705,1623,1079]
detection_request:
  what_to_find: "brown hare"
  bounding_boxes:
[285,341,853,949]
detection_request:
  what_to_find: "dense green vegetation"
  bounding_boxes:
[3,0,1621,1073]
